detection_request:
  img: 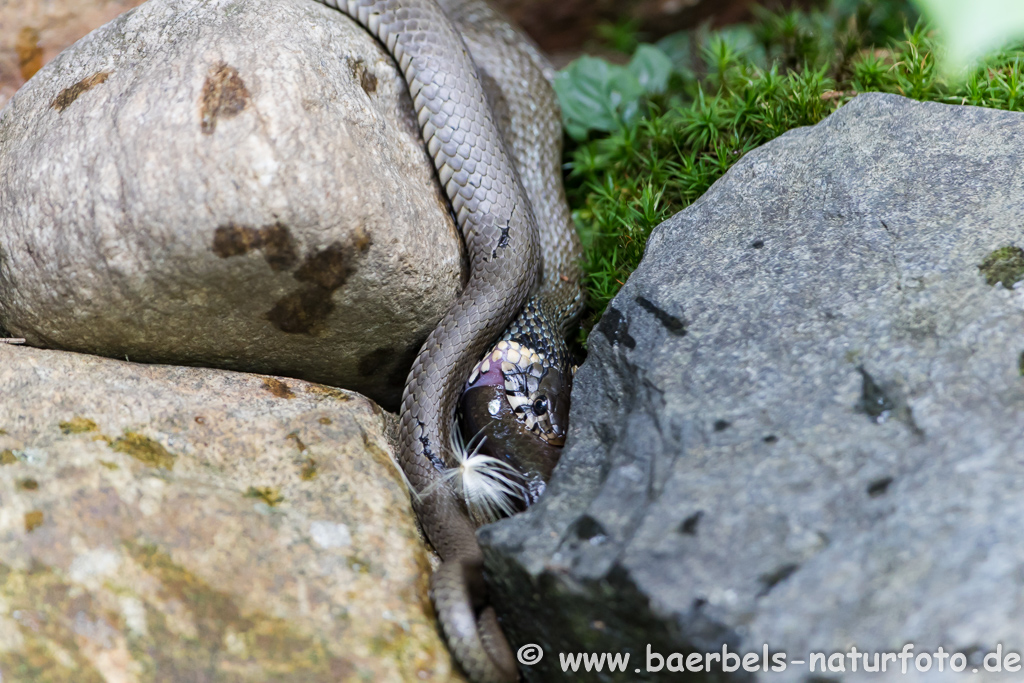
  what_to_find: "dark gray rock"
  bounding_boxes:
[481,93,1024,682]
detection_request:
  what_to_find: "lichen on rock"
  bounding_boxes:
[0,344,467,682]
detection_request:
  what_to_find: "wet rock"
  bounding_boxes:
[480,93,1024,681]
[0,0,463,410]
[0,344,466,682]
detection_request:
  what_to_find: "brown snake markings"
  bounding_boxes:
[311,1,583,681]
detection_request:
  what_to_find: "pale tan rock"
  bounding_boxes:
[0,0,464,410]
[0,344,466,683]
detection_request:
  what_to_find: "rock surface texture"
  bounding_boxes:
[480,93,1024,681]
[0,344,466,682]
[0,0,463,410]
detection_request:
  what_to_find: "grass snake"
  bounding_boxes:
[309,1,583,680]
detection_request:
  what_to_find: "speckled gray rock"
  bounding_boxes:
[0,344,467,682]
[0,0,463,411]
[480,93,1024,682]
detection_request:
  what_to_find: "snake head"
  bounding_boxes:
[465,340,569,447]
[454,339,569,526]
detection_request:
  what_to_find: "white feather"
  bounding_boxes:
[411,419,530,526]
[444,419,528,524]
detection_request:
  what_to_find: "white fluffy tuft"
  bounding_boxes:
[446,420,528,525]
[413,420,529,525]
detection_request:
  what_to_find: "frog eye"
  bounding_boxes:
[532,397,549,416]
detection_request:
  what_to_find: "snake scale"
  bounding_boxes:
[311,0,582,680]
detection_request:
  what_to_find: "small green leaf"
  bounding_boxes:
[655,32,695,78]
[554,58,620,138]
[554,56,644,139]
[564,118,590,142]
[628,44,673,94]
[607,68,645,122]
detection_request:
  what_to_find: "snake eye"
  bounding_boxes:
[532,397,549,416]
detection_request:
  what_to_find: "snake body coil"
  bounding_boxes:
[310,1,582,680]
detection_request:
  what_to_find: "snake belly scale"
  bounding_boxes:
[309,1,582,680]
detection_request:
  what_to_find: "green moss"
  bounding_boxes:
[18,478,39,491]
[367,623,420,660]
[300,457,318,481]
[245,486,284,507]
[0,564,105,682]
[262,377,295,399]
[1,449,17,465]
[24,510,44,532]
[361,432,398,474]
[563,0,1024,337]
[109,432,176,470]
[346,555,372,574]
[1,629,105,683]
[303,384,352,401]
[979,246,1024,288]
[58,417,97,434]
[98,460,119,470]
